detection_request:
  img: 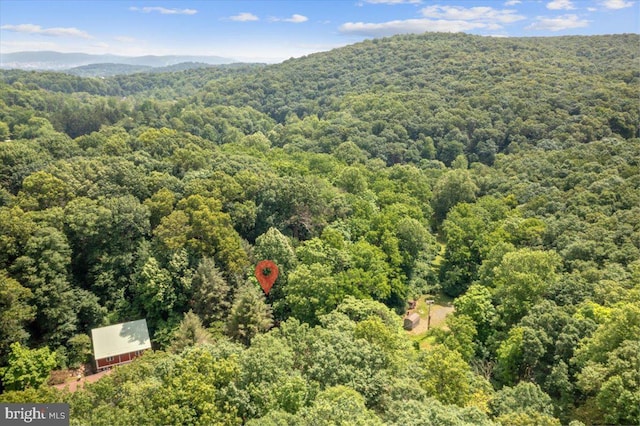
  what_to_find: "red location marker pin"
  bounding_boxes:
[255,260,279,295]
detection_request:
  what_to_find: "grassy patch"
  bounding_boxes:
[405,293,455,349]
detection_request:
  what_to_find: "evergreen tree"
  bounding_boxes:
[226,285,273,346]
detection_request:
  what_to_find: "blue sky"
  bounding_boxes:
[1,0,638,62]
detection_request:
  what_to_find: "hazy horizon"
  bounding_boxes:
[1,0,638,63]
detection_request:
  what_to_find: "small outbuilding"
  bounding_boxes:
[91,319,151,372]
[403,312,421,330]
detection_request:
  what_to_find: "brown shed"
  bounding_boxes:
[403,313,420,330]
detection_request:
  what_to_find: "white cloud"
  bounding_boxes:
[129,6,197,15]
[526,14,590,31]
[600,0,635,8]
[0,24,92,39]
[340,19,486,36]
[228,12,259,22]
[420,5,525,24]
[340,4,525,37]
[587,7,598,11]
[270,14,309,23]
[504,0,521,5]
[547,0,576,10]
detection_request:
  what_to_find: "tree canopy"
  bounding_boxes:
[1,32,638,424]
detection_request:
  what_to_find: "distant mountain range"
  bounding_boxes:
[63,62,224,77]
[0,51,237,75]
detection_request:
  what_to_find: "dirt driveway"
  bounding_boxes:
[407,296,455,336]
[53,369,112,393]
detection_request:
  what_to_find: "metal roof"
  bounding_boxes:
[91,319,151,360]
[405,312,420,322]
[403,313,421,330]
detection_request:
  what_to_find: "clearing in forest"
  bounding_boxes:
[406,294,455,349]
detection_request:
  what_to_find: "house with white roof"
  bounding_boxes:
[90,319,151,372]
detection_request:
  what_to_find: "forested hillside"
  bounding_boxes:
[0,33,638,425]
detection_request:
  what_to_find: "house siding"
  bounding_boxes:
[95,350,146,371]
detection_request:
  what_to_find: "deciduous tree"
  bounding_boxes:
[0,342,56,391]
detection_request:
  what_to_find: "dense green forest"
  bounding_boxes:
[0,32,638,425]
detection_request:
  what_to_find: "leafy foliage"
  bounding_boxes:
[0,32,638,424]
[1,343,56,391]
